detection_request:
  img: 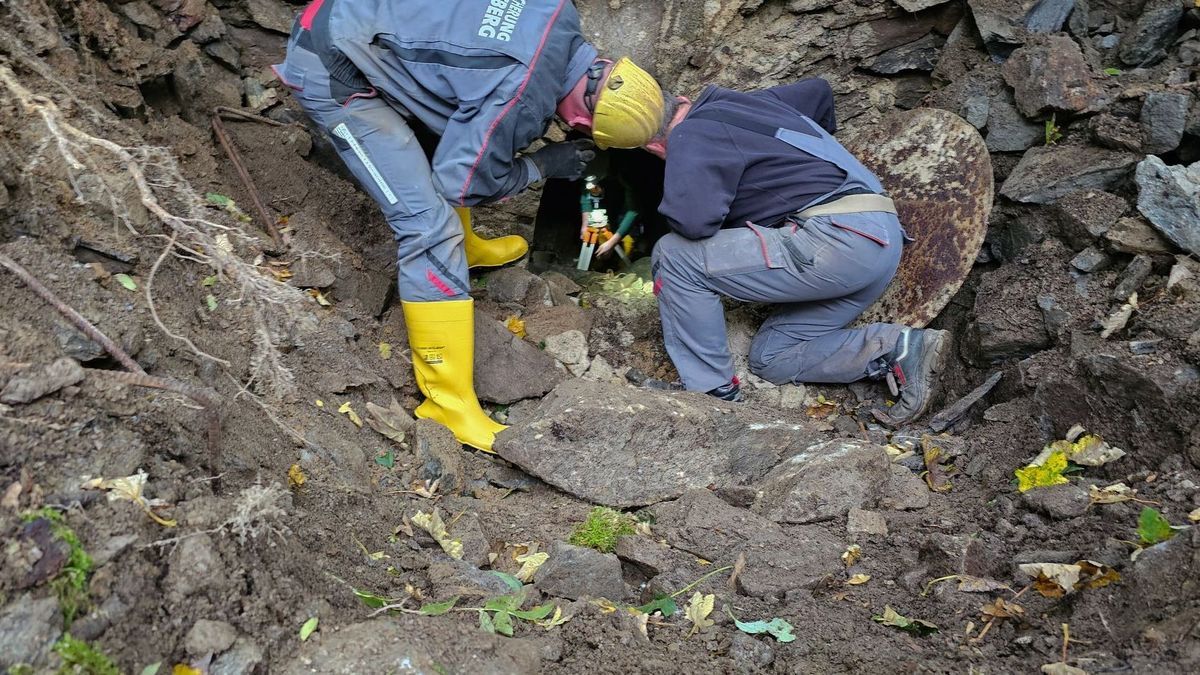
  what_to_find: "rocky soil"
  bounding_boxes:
[2,0,1200,673]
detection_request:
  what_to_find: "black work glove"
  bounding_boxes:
[529,139,596,181]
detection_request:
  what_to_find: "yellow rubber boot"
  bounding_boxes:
[456,207,528,269]
[403,298,507,452]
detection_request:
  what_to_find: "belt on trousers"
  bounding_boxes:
[795,193,897,219]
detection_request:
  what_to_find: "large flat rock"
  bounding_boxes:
[752,440,892,524]
[1000,145,1140,204]
[475,313,564,404]
[1136,156,1200,257]
[494,380,823,507]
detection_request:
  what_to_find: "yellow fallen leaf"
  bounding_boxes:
[842,544,862,567]
[307,288,332,306]
[379,342,393,360]
[506,316,527,339]
[696,558,712,566]
[1076,560,1120,589]
[411,509,464,560]
[173,666,202,675]
[338,401,363,428]
[1015,450,1070,492]
[981,597,1025,620]
[315,399,324,407]
[847,573,871,585]
[684,592,715,636]
[515,551,549,582]
[1019,563,1081,597]
[288,463,307,488]
[1190,507,1200,523]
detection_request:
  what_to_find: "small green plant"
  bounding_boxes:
[1044,114,1063,146]
[22,509,93,625]
[569,507,634,553]
[54,635,120,675]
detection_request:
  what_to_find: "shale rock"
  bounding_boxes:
[753,440,891,524]
[535,542,626,601]
[1105,216,1175,255]
[1048,190,1127,250]
[486,267,551,307]
[0,594,62,670]
[474,314,563,404]
[1002,35,1108,118]
[985,90,1043,152]
[1141,92,1192,155]
[969,0,1076,53]
[1000,145,1139,204]
[652,490,843,599]
[974,267,1051,358]
[494,380,822,507]
[1118,0,1185,67]
[1136,157,1200,257]
[172,41,242,124]
[1021,483,1091,520]
[863,34,945,74]
[0,357,84,404]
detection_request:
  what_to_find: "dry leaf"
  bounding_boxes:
[1076,560,1120,589]
[1189,507,1200,524]
[728,552,746,590]
[1019,563,1081,598]
[1089,483,1136,505]
[81,470,176,527]
[1066,434,1126,467]
[287,464,307,488]
[981,597,1025,620]
[847,574,871,585]
[412,510,464,560]
[684,592,715,636]
[1100,292,1137,339]
[515,551,549,582]
[366,399,411,443]
[842,544,862,567]
[307,288,332,306]
[1,482,21,510]
[378,342,393,360]
[338,401,363,428]
[922,436,953,493]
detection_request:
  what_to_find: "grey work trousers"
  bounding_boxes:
[277,44,471,302]
[651,212,906,392]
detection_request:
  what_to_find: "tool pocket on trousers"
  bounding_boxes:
[702,224,789,277]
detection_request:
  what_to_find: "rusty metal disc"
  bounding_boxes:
[845,108,993,327]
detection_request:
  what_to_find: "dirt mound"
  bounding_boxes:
[2,0,1200,673]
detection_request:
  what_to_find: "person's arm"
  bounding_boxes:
[657,121,746,240]
[759,78,837,134]
[432,93,545,206]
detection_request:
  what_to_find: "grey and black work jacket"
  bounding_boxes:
[317,0,597,206]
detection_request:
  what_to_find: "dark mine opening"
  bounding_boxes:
[529,148,669,274]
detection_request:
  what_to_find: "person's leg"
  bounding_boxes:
[652,215,897,393]
[281,46,501,450]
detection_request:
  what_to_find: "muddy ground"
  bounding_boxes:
[2,0,1200,673]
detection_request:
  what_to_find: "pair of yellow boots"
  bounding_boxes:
[403,208,525,452]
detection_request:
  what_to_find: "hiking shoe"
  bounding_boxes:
[706,378,744,403]
[876,328,949,425]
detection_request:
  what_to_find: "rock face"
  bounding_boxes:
[0,594,62,670]
[474,313,563,404]
[534,542,626,601]
[985,91,1042,152]
[652,490,844,599]
[1118,0,1184,67]
[1140,92,1192,155]
[753,440,891,524]
[1001,35,1108,118]
[999,145,1139,204]
[494,380,822,507]
[1048,190,1127,250]
[1136,157,1200,257]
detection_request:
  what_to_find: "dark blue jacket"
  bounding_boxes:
[659,79,846,239]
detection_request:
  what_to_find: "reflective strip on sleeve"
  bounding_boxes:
[331,122,398,205]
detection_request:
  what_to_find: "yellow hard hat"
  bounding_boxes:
[591,57,665,150]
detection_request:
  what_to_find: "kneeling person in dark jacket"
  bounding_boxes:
[646,78,947,423]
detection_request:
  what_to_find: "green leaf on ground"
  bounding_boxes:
[205,193,233,207]
[872,606,938,636]
[140,663,162,675]
[479,610,496,634]
[352,588,392,609]
[511,603,556,621]
[205,294,218,312]
[114,273,138,291]
[201,275,217,287]
[299,617,319,641]
[733,617,797,643]
[491,571,523,591]
[1138,507,1176,546]
[636,595,678,618]
[1103,67,1122,76]
[375,450,395,468]
[419,596,459,616]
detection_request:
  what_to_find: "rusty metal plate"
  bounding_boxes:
[845,108,993,327]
